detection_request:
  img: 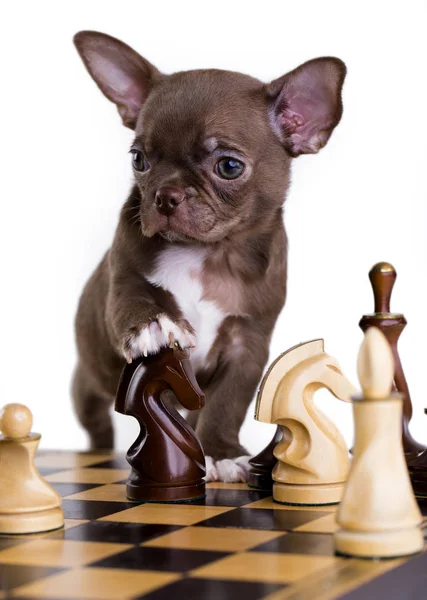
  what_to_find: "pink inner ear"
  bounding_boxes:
[270,58,345,156]
[281,86,335,154]
[89,53,146,119]
[280,107,305,133]
[75,32,161,129]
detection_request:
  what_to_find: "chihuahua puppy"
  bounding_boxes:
[72,31,346,482]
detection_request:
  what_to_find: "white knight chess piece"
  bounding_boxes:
[255,339,356,505]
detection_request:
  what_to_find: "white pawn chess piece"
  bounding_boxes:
[0,403,64,534]
[334,328,423,558]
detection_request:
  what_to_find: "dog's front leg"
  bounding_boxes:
[106,272,196,361]
[195,326,270,483]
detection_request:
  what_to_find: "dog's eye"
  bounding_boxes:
[215,158,245,180]
[131,150,150,172]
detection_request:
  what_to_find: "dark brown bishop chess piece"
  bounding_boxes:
[115,341,206,503]
[359,262,425,463]
[248,427,283,490]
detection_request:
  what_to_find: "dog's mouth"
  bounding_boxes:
[158,216,197,243]
[159,227,193,243]
[141,200,219,243]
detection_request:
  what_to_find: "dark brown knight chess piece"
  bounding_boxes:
[115,340,206,503]
[359,262,425,463]
[248,427,283,490]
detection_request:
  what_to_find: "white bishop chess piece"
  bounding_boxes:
[334,328,423,558]
[0,403,64,534]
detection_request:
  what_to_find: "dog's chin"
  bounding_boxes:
[158,228,194,243]
[143,210,222,244]
[158,217,205,244]
[159,222,230,245]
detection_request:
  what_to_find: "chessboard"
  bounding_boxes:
[1,451,426,600]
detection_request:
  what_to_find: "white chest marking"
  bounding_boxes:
[146,245,227,372]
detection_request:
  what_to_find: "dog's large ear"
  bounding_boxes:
[266,57,346,157]
[74,31,161,129]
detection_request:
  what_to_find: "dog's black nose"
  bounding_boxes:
[155,187,186,216]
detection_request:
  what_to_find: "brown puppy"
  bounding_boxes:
[72,31,346,482]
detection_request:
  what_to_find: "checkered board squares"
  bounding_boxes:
[0,451,426,600]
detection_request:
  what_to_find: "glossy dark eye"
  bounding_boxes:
[215,158,245,180]
[131,150,150,172]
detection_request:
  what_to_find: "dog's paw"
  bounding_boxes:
[205,456,252,483]
[123,314,196,362]
[205,456,219,482]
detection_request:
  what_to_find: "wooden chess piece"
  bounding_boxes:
[408,448,427,497]
[335,328,423,558]
[359,262,425,461]
[247,426,283,490]
[254,340,356,505]
[408,406,427,495]
[0,403,64,534]
[115,341,206,503]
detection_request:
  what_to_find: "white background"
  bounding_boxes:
[0,0,426,456]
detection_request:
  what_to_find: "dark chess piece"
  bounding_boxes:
[115,342,206,503]
[408,448,427,497]
[359,262,425,463]
[407,403,427,497]
[247,426,283,490]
